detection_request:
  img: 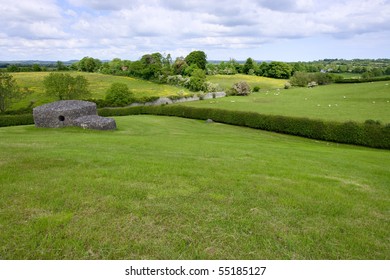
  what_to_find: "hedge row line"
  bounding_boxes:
[335,76,390,83]
[0,114,34,127]
[1,106,389,149]
[99,105,390,149]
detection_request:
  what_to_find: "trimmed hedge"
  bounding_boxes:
[98,105,390,149]
[0,114,34,127]
[2,106,389,149]
[335,76,390,83]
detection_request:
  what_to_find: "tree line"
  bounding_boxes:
[3,53,390,81]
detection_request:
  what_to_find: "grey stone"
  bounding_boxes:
[73,115,117,130]
[205,119,214,123]
[33,100,116,130]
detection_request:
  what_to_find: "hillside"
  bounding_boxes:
[1,115,389,259]
[184,81,390,123]
[11,71,191,109]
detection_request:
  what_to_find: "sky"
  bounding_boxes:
[1,0,390,62]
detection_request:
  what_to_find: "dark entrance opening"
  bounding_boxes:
[58,115,65,121]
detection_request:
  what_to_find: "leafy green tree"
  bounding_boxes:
[56,61,68,71]
[139,53,163,80]
[173,57,189,75]
[43,73,90,100]
[243,58,256,74]
[266,61,292,79]
[32,64,42,72]
[105,83,133,106]
[185,51,207,70]
[77,57,102,72]
[0,73,30,113]
[7,65,20,72]
[256,62,269,76]
[188,69,206,91]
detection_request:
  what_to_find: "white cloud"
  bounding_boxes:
[0,0,389,60]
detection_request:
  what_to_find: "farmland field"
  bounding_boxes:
[184,81,390,123]
[207,74,287,90]
[0,116,389,259]
[11,72,191,109]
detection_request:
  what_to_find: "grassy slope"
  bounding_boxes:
[1,115,389,259]
[208,74,287,90]
[11,72,190,109]
[184,81,390,123]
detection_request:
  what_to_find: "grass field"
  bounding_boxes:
[11,72,190,109]
[1,115,389,259]
[207,74,287,90]
[184,81,390,123]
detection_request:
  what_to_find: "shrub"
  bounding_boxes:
[230,81,251,96]
[253,86,260,92]
[97,106,390,149]
[105,83,133,107]
[0,114,34,127]
[203,81,221,93]
[188,69,207,91]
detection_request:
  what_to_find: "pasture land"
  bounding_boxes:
[1,115,389,259]
[184,81,390,123]
[207,74,287,90]
[11,72,190,109]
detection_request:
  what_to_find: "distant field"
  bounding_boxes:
[208,74,286,90]
[183,81,390,123]
[1,115,389,259]
[11,72,190,109]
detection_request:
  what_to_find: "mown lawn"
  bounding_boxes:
[0,115,389,259]
[11,71,190,109]
[184,81,390,123]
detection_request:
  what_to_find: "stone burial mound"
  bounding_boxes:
[33,100,116,130]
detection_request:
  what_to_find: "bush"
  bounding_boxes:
[0,114,34,127]
[229,81,251,96]
[253,86,260,92]
[105,83,133,107]
[97,106,390,149]
[188,69,207,91]
[290,72,336,87]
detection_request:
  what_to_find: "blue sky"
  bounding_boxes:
[1,0,389,61]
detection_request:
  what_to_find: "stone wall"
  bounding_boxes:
[128,92,226,107]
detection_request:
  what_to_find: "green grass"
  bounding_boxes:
[1,115,389,259]
[11,72,190,109]
[208,74,287,91]
[184,81,390,123]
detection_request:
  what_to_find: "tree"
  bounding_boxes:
[77,57,102,72]
[173,57,189,75]
[0,73,29,113]
[56,61,68,71]
[185,51,207,70]
[243,58,256,74]
[43,73,91,100]
[188,69,206,91]
[139,53,163,80]
[266,61,292,79]
[105,83,133,106]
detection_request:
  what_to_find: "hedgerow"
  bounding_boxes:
[2,106,389,149]
[98,105,390,149]
[0,114,34,127]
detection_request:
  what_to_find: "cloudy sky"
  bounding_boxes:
[1,0,389,61]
